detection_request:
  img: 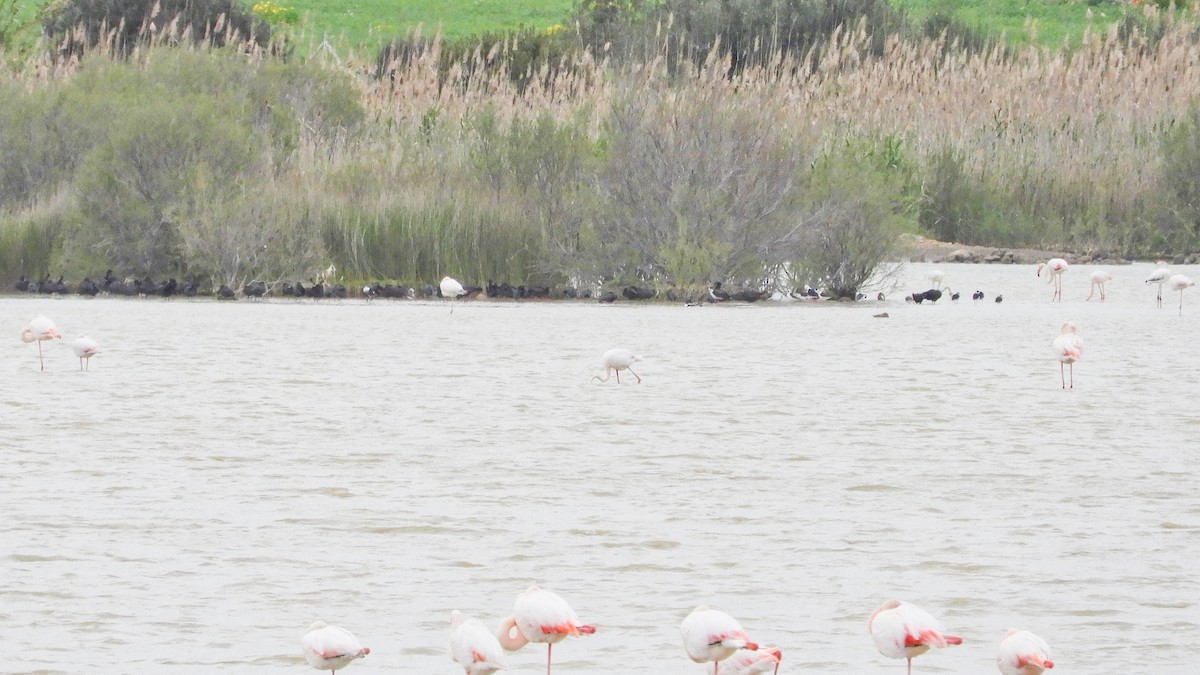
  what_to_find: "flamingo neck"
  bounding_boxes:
[20,328,35,344]
[496,616,529,651]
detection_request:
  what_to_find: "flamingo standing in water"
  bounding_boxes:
[1145,261,1172,308]
[450,610,507,675]
[1052,322,1083,389]
[71,335,100,371]
[591,348,642,384]
[997,629,1054,675]
[868,600,962,675]
[680,606,762,675]
[1086,270,1112,301]
[496,586,595,675]
[928,270,945,290]
[301,621,370,674]
[20,315,62,371]
[705,646,782,675]
[1168,273,1194,316]
[1036,258,1069,302]
[441,275,466,313]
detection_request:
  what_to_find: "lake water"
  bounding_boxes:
[2,262,1197,674]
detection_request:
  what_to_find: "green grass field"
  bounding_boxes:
[3,0,1161,53]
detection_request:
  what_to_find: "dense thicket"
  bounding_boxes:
[2,2,1200,297]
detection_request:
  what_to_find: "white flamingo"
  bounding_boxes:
[591,348,642,384]
[704,646,782,675]
[997,629,1054,675]
[868,600,962,675]
[450,610,507,675]
[301,621,370,674]
[496,586,595,675]
[1036,258,1069,302]
[1168,273,1194,316]
[71,335,100,371]
[928,270,945,290]
[1145,261,1172,308]
[1086,269,1112,301]
[20,315,62,371]
[441,276,467,313]
[1052,322,1083,389]
[680,606,761,675]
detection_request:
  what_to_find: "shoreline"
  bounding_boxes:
[896,234,1199,266]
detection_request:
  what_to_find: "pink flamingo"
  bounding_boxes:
[997,629,1054,675]
[496,586,595,675]
[20,316,62,371]
[450,610,507,675]
[1036,258,1069,302]
[1168,273,1194,316]
[680,606,761,675]
[71,335,100,371]
[1052,322,1083,389]
[301,621,370,674]
[705,646,782,675]
[868,600,962,675]
[441,275,466,313]
[1145,261,1171,307]
[591,348,641,384]
[1086,269,1112,301]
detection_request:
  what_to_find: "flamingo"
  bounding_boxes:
[680,606,761,675]
[1145,261,1172,307]
[71,336,100,371]
[997,629,1054,675]
[705,646,782,675]
[441,276,467,313]
[1168,273,1194,316]
[450,610,507,675]
[20,315,62,371]
[496,586,595,675]
[301,621,370,674]
[1036,258,1069,302]
[1086,269,1112,301]
[1052,322,1083,389]
[928,270,945,290]
[591,348,642,384]
[868,600,962,675]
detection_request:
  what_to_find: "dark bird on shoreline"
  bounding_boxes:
[995,294,1004,303]
[972,290,984,301]
[622,285,656,300]
[597,291,617,303]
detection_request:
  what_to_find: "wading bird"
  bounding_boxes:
[1168,273,1194,316]
[868,600,962,675]
[1086,269,1112,301]
[441,276,466,313]
[929,270,945,289]
[997,629,1054,675]
[20,316,61,371]
[450,610,507,675]
[705,646,782,675]
[1145,261,1172,308]
[592,348,642,384]
[301,621,370,674]
[496,586,595,675]
[1052,322,1083,389]
[681,606,762,675]
[71,335,100,371]
[1036,258,1069,302]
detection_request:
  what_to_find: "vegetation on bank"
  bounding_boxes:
[2,1,1200,298]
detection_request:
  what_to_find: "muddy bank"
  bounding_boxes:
[896,234,1200,266]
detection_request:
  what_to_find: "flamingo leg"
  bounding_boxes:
[1069,362,1074,389]
[37,340,44,371]
[615,369,621,383]
[546,643,552,675]
[907,656,913,675]
[1157,287,1163,307]
[1180,291,1184,316]
[1060,362,1065,389]
[628,368,641,383]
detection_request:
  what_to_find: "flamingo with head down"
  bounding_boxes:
[301,621,370,674]
[1052,322,1083,389]
[997,629,1054,675]
[868,600,962,675]
[496,586,595,675]
[20,316,62,371]
[1086,270,1112,301]
[1036,258,1069,302]
[681,606,762,675]
[450,610,507,675]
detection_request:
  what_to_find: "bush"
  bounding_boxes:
[39,0,272,59]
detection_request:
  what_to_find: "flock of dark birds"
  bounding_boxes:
[9,271,1002,306]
